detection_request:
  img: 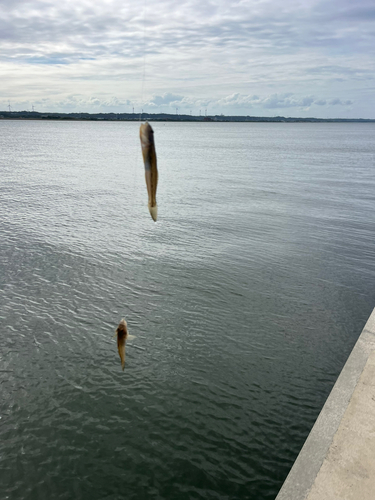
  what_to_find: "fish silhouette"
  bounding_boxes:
[116,319,128,370]
[140,122,158,221]
[115,318,135,370]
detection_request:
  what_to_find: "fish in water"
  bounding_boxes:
[140,122,158,221]
[115,319,136,370]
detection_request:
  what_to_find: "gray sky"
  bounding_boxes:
[1,0,374,117]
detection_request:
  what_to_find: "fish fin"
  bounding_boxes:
[127,334,136,341]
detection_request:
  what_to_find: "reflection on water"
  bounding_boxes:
[1,121,375,499]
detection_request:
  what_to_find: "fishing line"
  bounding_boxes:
[139,0,147,122]
[113,2,150,363]
[131,0,147,200]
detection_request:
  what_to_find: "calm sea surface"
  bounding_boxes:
[1,120,375,500]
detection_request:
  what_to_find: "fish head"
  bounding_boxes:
[139,122,154,147]
[116,318,128,339]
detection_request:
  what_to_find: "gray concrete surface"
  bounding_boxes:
[306,351,375,499]
[276,307,375,500]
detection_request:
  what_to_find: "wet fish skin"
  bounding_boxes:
[140,122,158,221]
[115,318,128,370]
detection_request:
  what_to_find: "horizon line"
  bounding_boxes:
[1,110,374,122]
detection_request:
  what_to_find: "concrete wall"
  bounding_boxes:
[276,307,375,500]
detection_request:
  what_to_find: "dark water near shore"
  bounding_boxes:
[1,120,375,500]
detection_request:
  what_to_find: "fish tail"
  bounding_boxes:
[118,338,126,370]
[148,203,158,222]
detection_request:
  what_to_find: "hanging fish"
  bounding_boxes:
[115,319,128,370]
[140,122,158,221]
[114,318,135,370]
[113,318,137,370]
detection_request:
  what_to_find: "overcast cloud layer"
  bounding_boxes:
[1,0,374,117]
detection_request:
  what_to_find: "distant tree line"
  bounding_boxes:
[0,110,373,123]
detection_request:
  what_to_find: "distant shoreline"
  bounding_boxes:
[1,111,374,123]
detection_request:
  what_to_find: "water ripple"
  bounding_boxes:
[1,121,375,499]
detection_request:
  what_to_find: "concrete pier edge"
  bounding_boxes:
[275,306,375,500]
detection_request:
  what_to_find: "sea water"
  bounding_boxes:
[1,120,375,499]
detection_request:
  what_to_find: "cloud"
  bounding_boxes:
[1,0,374,64]
[147,93,184,106]
[215,93,353,111]
[0,89,356,116]
[328,98,353,106]
[0,0,373,117]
